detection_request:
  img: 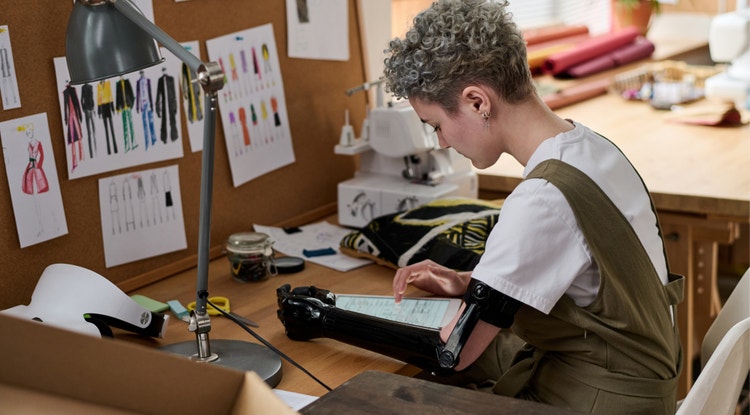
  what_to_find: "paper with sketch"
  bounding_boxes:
[0,113,68,247]
[286,0,349,61]
[99,165,187,267]
[0,25,21,110]
[253,221,372,272]
[206,24,295,187]
[53,45,185,180]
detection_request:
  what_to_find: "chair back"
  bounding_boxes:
[701,269,750,367]
[676,317,750,415]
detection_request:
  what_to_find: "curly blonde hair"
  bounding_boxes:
[383,0,535,112]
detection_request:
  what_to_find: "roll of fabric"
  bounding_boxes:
[565,37,655,78]
[527,33,591,70]
[542,26,641,75]
[523,24,590,46]
[542,78,612,110]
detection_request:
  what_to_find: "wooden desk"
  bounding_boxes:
[478,92,750,397]
[128,254,421,397]
[301,370,582,415]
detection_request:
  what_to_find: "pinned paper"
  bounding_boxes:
[0,113,68,247]
[0,25,21,110]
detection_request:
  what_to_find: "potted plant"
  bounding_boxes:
[611,0,661,35]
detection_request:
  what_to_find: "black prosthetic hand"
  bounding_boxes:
[276,284,451,374]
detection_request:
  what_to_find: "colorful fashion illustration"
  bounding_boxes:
[1,113,69,247]
[136,70,157,150]
[116,76,137,152]
[63,81,84,171]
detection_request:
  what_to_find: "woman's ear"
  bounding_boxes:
[461,85,490,115]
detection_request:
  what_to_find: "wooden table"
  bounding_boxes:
[127,253,422,397]
[301,370,582,415]
[478,90,750,398]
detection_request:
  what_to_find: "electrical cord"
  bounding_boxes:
[206,298,332,392]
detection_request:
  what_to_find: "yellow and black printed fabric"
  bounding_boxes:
[340,198,503,270]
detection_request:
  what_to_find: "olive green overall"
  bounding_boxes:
[483,159,684,414]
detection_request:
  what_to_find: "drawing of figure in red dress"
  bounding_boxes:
[21,123,49,195]
[20,122,49,237]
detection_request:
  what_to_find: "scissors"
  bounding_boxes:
[186,296,259,327]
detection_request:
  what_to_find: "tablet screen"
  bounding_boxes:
[335,294,461,329]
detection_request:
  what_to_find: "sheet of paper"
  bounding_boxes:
[273,389,318,411]
[254,221,372,272]
[0,113,68,247]
[206,24,296,187]
[0,25,21,110]
[335,294,460,329]
[286,0,349,61]
[99,165,187,267]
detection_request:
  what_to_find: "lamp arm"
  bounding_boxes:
[194,89,218,319]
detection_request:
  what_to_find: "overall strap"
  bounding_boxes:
[525,159,682,306]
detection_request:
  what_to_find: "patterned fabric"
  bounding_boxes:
[340,198,502,270]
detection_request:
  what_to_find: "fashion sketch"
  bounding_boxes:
[155,67,178,143]
[180,61,203,123]
[53,48,185,180]
[81,83,97,159]
[62,81,84,171]
[136,70,157,150]
[21,124,49,195]
[0,113,68,248]
[97,79,118,155]
[21,123,50,233]
[115,76,137,152]
[206,24,296,186]
[97,165,186,268]
[0,26,20,109]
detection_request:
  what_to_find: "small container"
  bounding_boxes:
[225,232,277,283]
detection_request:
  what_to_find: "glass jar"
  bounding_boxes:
[225,232,277,283]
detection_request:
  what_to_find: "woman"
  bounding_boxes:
[278,1,683,413]
[386,0,682,412]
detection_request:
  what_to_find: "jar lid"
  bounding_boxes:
[226,232,273,254]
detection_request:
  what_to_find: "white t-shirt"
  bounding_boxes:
[472,121,668,314]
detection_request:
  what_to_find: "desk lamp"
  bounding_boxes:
[65,0,281,386]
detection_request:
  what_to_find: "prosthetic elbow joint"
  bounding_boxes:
[437,278,521,370]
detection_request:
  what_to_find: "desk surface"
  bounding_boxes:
[479,90,750,219]
[129,253,420,397]
[300,370,581,415]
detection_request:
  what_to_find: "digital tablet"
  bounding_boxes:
[335,294,462,329]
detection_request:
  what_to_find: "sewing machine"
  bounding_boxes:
[335,98,477,228]
[704,3,750,109]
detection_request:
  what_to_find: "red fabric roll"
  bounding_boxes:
[542,26,641,75]
[565,37,655,78]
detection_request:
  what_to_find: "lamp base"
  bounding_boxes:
[161,339,283,387]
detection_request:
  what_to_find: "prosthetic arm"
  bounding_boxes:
[276,278,521,374]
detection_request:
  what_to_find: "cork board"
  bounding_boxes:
[0,0,369,309]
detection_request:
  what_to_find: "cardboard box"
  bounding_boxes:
[0,314,297,415]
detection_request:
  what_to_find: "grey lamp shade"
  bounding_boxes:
[65,1,164,84]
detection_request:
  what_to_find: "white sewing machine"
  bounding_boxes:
[335,97,477,228]
[704,2,750,109]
